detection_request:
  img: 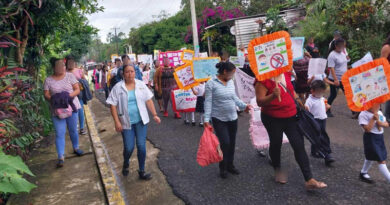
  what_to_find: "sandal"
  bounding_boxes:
[275,170,288,184]
[305,178,327,190]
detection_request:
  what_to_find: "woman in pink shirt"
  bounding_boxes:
[66,55,87,135]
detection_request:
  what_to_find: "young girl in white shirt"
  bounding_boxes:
[358,103,390,184]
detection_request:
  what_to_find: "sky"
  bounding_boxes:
[87,0,182,43]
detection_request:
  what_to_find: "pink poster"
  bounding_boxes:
[159,51,184,67]
[249,98,288,150]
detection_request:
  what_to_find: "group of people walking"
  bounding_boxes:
[43,33,390,190]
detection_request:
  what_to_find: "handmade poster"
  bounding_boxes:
[181,50,195,62]
[159,51,184,67]
[234,68,255,103]
[291,37,305,61]
[308,58,327,77]
[137,54,153,64]
[352,52,373,68]
[111,54,120,63]
[142,71,150,85]
[342,58,390,111]
[248,31,293,81]
[192,57,220,82]
[153,50,160,60]
[199,52,208,58]
[173,63,199,90]
[229,56,245,68]
[171,89,197,112]
[126,53,137,62]
[249,98,288,150]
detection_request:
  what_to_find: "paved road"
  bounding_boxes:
[94,90,390,205]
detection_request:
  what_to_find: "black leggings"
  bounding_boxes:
[212,118,238,171]
[261,113,313,181]
[327,80,345,105]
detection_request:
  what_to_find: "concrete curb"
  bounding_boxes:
[84,104,125,205]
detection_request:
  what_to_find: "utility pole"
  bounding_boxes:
[190,0,199,57]
[112,27,120,54]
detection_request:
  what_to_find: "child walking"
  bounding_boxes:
[305,80,335,166]
[192,82,205,127]
[359,103,390,184]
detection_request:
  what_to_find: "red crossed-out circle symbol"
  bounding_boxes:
[270,53,285,69]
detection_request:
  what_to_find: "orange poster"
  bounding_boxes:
[247,31,293,81]
[173,63,199,90]
[341,58,390,111]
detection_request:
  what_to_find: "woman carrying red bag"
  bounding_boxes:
[204,61,252,179]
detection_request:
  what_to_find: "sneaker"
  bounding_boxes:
[74,149,84,156]
[56,159,64,168]
[257,150,266,157]
[324,154,335,166]
[163,112,169,117]
[184,120,189,125]
[192,122,196,126]
[359,173,374,184]
[199,122,204,127]
[80,128,87,135]
[138,170,152,180]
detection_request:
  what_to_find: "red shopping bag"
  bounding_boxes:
[196,127,223,167]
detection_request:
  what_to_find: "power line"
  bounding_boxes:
[111,27,120,54]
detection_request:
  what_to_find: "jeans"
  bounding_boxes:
[327,79,345,106]
[311,119,332,156]
[52,112,79,159]
[212,118,238,171]
[122,122,148,171]
[78,98,85,130]
[261,113,313,181]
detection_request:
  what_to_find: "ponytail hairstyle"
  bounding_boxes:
[328,38,345,54]
[216,61,236,75]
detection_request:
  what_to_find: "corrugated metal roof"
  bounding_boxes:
[205,8,305,49]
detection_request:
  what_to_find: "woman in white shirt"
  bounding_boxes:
[107,65,161,179]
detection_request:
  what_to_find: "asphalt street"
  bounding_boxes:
[95,89,390,205]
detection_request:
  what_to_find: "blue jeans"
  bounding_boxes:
[121,122,148,171]
[52,112,79,159]
[78,98,85,130]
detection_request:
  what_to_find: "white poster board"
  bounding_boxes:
[138,54,153,64]
[291,37,305,61]
[308,58,327,77]
[172,89,197,112]
[234,68,256,103]
[127,54,137,62]
[230,56,245,68]
[352,52,373,68]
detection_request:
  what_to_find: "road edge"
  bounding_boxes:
[84,104,125,205]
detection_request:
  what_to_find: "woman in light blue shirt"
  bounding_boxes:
[107,65,161,180]
[204,61,251,179]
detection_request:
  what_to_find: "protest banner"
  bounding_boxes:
[291,37,305,61]
[229,56,245,68]
[181,49,195,62]
[308,58,327,77]
[249,98,288,150]
[171,89,197,112]
[342,58,390,111]
[126,53,137,62]
[137,54,153,64]
[142,71,150,85]
[111,54,120,63]
[153,50,160,60]
[159,51,184,67]
[248,31,293,81]
[192,57,220,82]
[352,52,373,68]
[234,68,255,103]
[173,63,199,90]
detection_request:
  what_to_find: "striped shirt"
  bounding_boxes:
[204,77,247,123]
